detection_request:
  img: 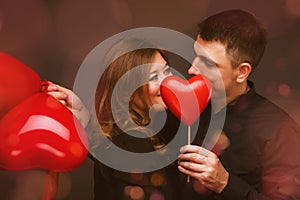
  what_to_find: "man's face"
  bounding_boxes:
[188,35,239,100]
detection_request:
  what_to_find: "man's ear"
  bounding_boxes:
[236,63,252,83]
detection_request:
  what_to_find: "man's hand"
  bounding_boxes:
[46,82,90,128]
[178,145,229,194]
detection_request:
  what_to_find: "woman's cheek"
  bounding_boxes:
[148,83,160,97]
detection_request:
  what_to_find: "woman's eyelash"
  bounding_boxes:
[164,68,172,74]
[149,75,158,81]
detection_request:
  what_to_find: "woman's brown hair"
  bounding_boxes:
[92,38,168,150]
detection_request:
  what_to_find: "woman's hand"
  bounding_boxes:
[45,82,90,128]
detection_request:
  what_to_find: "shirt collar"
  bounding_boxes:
[227,80,256,113]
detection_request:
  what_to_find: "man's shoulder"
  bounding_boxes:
[244,92,300,135]
[250,92,290,119]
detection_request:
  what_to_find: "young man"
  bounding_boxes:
[177,9,300,200]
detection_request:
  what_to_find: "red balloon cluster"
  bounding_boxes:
[0,52,88,172]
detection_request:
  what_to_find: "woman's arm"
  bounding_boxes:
[45,82,90,128]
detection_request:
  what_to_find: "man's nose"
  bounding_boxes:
[188,65,201,75]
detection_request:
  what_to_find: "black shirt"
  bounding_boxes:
[169,81,300,200]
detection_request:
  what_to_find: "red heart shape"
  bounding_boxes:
[160,75,212,126]
[0,93,88,172]
[0,52,42,119]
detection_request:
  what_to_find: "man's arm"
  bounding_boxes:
[178,119,300,200]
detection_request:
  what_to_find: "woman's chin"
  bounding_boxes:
[151,103,167,112]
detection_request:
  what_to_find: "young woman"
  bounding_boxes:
[47,38,179,200]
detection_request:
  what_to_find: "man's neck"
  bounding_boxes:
[212,82,249,113]
[227,82,250,105]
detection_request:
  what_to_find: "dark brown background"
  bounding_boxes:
[0,0,299,199]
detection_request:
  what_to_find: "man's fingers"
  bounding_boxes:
[178,159,206,173]
[178,153,207,164]
[180,145,215,158]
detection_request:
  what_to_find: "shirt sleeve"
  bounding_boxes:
[215,118,300,200]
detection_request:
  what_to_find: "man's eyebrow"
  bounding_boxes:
[199,55,217,65]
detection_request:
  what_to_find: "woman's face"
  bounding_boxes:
[148,52,172,111]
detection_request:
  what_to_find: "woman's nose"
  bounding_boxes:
[159,73,171,84]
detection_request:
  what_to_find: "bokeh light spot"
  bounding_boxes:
[264,81,277,97]
[230,123,241,133]
[150,190,164,200]
[129,186,145,200]
[150,172,164,187]
[69,142,83,157]
[130,171,144,182]
[193,180,211,195]
[278,84,291,96]
[124,185,132,196]
[212,131,230,156]
[285,0,300,17]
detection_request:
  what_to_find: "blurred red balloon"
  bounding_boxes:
[0,52,42,119]
[0,93,88,172]
[160,75,212,126]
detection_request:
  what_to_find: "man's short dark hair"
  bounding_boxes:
[198,9,267,70]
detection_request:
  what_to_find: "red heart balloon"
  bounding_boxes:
[160,75,212,126]
[0,93,88,172]
[0,52,42,119]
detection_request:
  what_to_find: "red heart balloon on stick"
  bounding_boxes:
[0,92,88,172]
[160,75,212,126]
[160,75,212,183]
[0,52,42,119]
